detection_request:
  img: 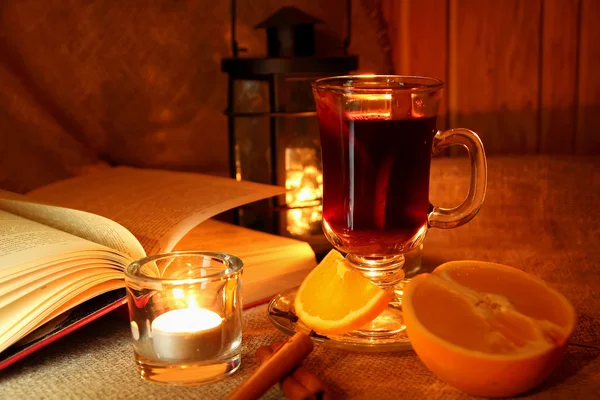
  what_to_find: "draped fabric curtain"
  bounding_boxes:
[0,0,390,193]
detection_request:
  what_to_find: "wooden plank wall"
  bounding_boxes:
[383,0,600,155]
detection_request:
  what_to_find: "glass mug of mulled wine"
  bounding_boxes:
[312,75,487,343]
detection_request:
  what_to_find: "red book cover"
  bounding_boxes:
[0,289,274,371]
[0,289,127,371]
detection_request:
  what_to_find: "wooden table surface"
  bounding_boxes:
[1,155,599,399]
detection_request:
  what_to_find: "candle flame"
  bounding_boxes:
[152,308,222,333]
[172,288,185,299]
[188,296,199,309]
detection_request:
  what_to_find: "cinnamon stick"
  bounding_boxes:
[268,341,329,399]
[281,375,315,400]
[225,332,314,400]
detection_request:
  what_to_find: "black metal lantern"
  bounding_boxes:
[222,2,358,250]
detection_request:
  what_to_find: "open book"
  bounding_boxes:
[0,167,316,368]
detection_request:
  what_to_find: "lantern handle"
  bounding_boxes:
[344,0,352,55]
[230,0,239,57]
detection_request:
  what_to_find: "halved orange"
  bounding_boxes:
[403,260,577,398]
[294,250,393,335]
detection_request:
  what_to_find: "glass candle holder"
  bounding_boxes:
[125,251,243,385]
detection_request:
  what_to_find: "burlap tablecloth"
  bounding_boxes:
[2,156,599,399]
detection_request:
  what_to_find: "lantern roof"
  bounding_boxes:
[254,6,323,29]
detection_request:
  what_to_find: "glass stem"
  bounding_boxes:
[345,254,405,288]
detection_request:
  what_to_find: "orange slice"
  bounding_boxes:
[403,261,577,398]
[294,250,393,335]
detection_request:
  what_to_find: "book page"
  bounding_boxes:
[0,190,145,260]
[0,210,113,275]
[29,167,286,255]
[0,270,123,353]
[175,219,317,305]
[23,281,124,331]
[1,250,128,285]
[0,260,121,309]
[175,219,316,259]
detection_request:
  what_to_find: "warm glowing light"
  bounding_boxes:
[187,296,200,309]
[172,288,185,299]
[151,308,221,334]
[285,147,323,237]
[234,143,242,181]
[346,93,392,101]
[345,92,392,119]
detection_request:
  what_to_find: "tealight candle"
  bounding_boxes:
[151,308,223,361]
[126,251,243,385]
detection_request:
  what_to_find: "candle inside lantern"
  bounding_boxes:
[285,147,323,237]
[151,307,223,361]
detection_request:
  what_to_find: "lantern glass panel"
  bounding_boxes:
[233,80,270,113]
[233,117,271,183]
[232,79,272,182]
[232,79,274,232]
[276,115,323,239]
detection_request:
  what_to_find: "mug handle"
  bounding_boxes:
[428,128,487,229]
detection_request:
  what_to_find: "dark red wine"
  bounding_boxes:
[318,112,437,255]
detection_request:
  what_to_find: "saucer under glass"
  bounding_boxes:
[267,288,412,352]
